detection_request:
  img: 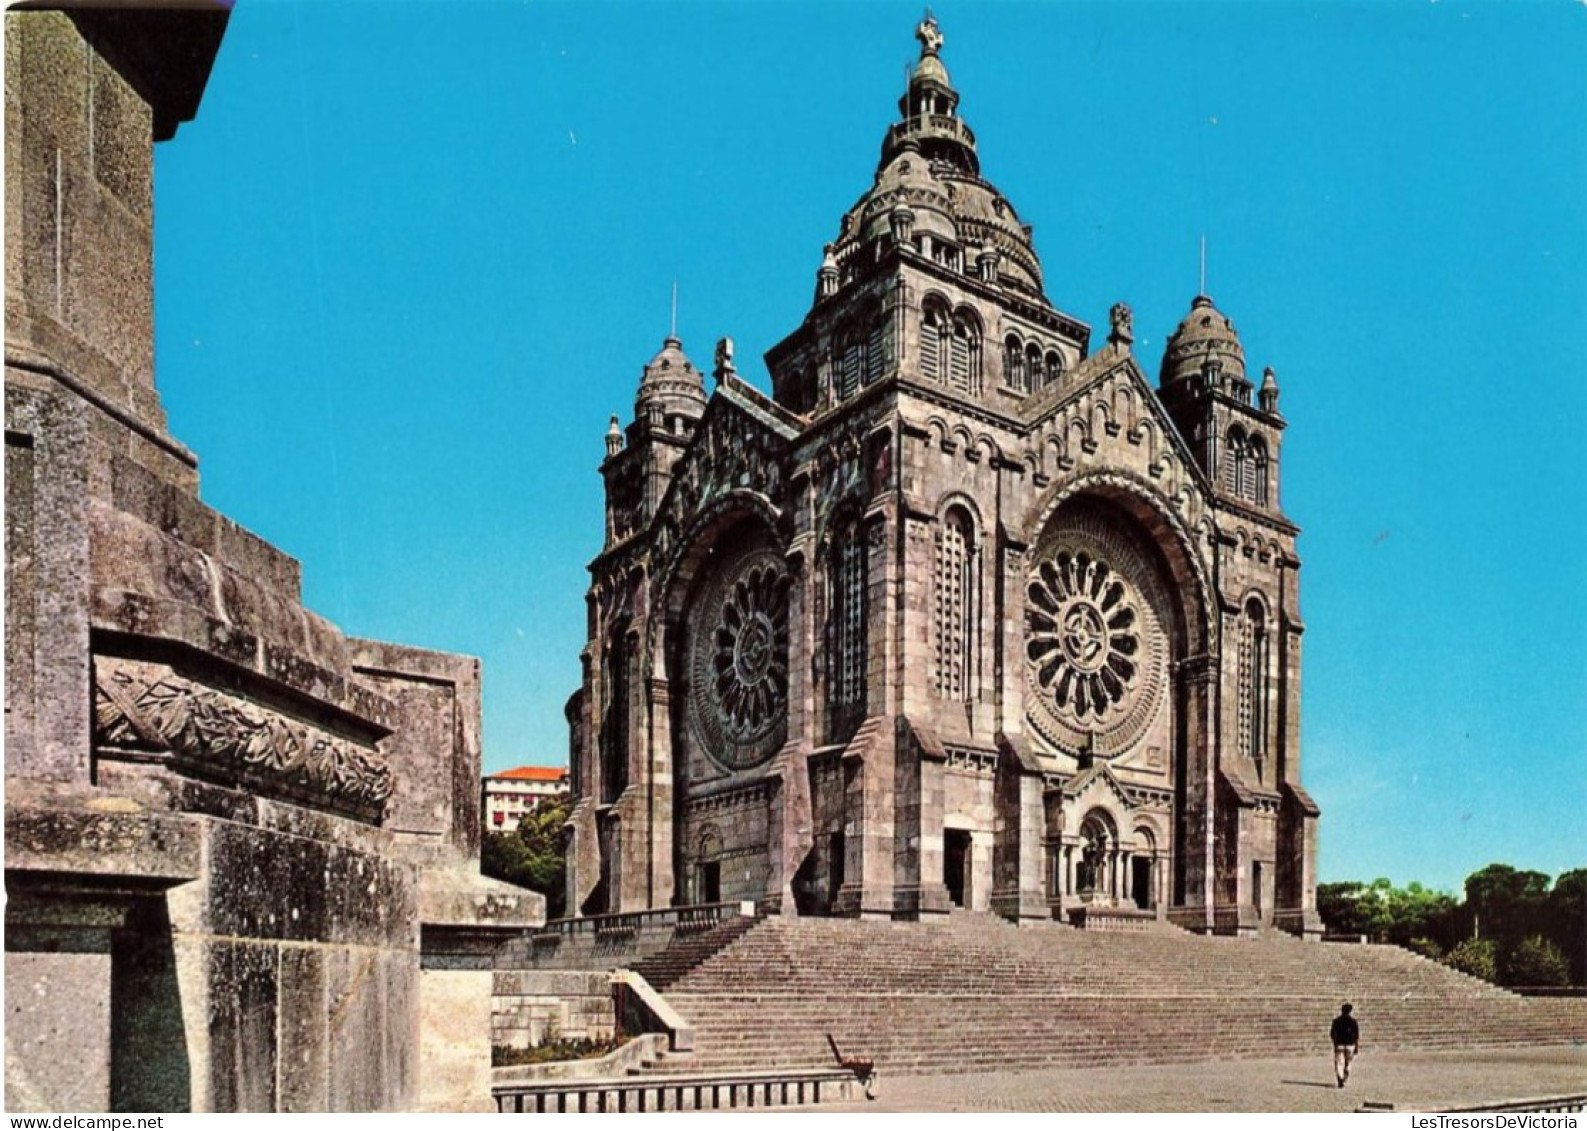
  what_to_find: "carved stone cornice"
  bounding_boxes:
[682,779,775,814]
[93,658,391,821]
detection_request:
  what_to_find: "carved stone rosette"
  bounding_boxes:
[1024,502,1172,760]
[685,545,791,772]
[93,658,391,821]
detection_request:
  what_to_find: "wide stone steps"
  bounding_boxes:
[633,916,1584,1079]
[629,916,758,990]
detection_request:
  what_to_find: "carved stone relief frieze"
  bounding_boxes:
[93,657,391,820]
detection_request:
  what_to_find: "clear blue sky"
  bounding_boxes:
[152,0,1585,894]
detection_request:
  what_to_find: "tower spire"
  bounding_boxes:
[885,13,978,175]
[669,280,678,340]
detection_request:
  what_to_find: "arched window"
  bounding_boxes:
[1248,436,1269,505]
[1026,342,1045,393]
[934,508,976,700]
[920,304,948,384]
[1045,350,1064,389]
[828,517,869,741]
[1237,599,1269,768]
[601,624,631,805]
[835,324,865,400]
[866,309,889,386]
[949,314,977,394]
[1224,427,1247,496]
[1004,335,1025,392]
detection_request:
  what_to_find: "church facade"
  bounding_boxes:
[565,18,1322,936]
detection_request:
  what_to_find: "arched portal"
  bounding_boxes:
[664,509,791,909]
[1024,477,1214,922]
[1077,809,1117,902]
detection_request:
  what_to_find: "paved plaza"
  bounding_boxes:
[809,1045,1587,1113]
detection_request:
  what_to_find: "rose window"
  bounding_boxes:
[711,564,790,742]
[1027,550,1140,722]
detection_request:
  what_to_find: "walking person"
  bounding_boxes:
[1330,1003,1360,1088]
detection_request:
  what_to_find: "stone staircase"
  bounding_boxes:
[642,915,1587,1077]
[629,915,760,990]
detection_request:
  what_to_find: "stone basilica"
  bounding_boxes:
[566,18,1322,936]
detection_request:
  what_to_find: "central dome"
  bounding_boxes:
[827,17,1047,298]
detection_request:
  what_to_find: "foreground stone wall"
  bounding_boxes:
[4,9,541,1112]
[493,971,616,1050]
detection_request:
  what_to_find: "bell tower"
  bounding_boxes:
[1158,295,1287,515]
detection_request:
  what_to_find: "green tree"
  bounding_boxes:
[481,795,571,919]
[1503,935,1570,988]
[1543,870,1587,984]
[1317,881,1386,938]
[1381,881,1457,947]
[1317,878,1456,946]
[1443,937,1499,983]
[1465,863,1550,943]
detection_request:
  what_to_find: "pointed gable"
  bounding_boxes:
[653,380,799,539]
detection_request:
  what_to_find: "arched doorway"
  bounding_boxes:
[1077,810,1117,904]
[1131,827,1158,911]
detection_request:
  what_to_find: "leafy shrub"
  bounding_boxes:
[1406,936,1443,960]
[492,1035,626,1067]
[1443,937,1499,982]
[1503,935,1570,987]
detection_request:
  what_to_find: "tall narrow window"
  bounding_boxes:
[829,520,869,739]
[1026,343,1045,393]
[949,320,973,394]
[836,326,864,400]
[1238,600,1268,763]
[601,626,630,804]
[1239,441,1259,502]
[1225,428,1247,495]
[1005,335,1025,392]
[934,509,975,700]
[1045,350,1064,389]
[1251,608,1269,760]
[1249,437,1269,505]
[960,313,983,393]
[920,306,946,383]
[866,312,889,386]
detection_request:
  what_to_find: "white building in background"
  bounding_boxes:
[484,765,570,831]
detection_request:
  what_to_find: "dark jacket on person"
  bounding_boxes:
[1330,1015,1360,1047]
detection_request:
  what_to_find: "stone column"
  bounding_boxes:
[902,721,953,917]
[1174,654,1218,931]
[644,668,675,909]
[990,737,1048,923]
[614,624,651,913]
[838,511,898,919]
[770,548,815,916]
